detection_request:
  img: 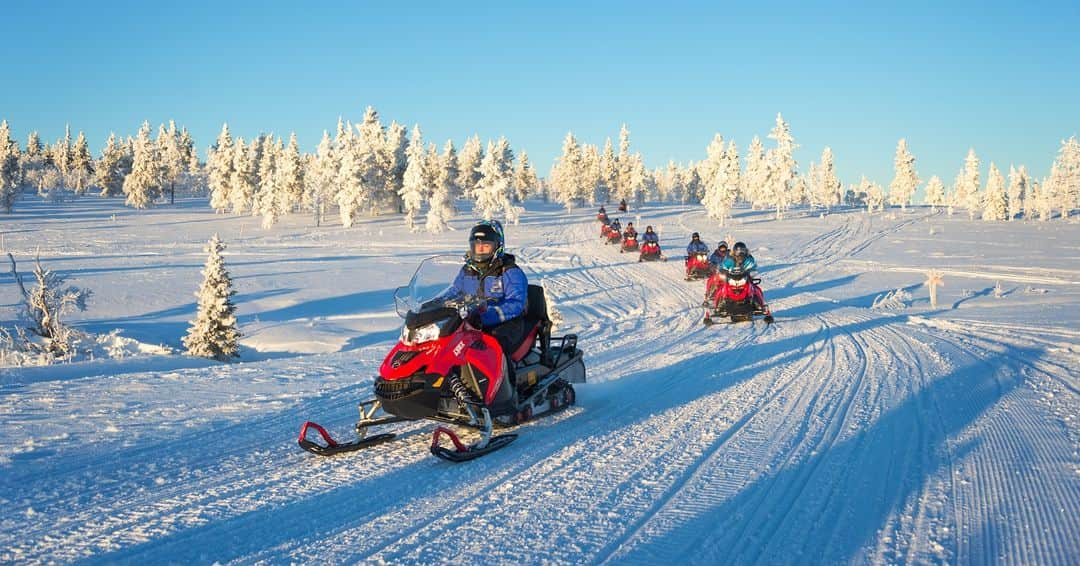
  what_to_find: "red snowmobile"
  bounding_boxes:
[685,252,713,281]
[638,241,665,262]
[299,256,586,462]
[703,268,773,325]
[601,223,614,239]
[620,233,639,253]
[605,229,622,245]
[597,211,609,224]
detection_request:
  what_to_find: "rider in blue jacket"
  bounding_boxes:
[641,225,659,244]
[447,220,529,355]
[686,232,709,256]
[709,241,729,268]
[720,241,757,273]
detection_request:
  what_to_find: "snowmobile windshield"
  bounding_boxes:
[394,255,467,318]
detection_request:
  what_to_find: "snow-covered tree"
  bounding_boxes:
[11,255,89,358]
[1030,177,1053,220]
[254,137,281,226]
[183,234,240,362]
[766,113,798,219]
[122,121,161,209]
[55,125,73,181]
[426,140,459,233]
[475,139,522,223]
[336,128,367,227]
[457,135,484,200]
[743,136,767,208]
[581,144,601,205]
[862,176,885,212]
[888,139,920,210]
[383,120,408,213]
[513,150,539,202]
[924,175,946,211]
[307,131,336,226]
[207,124,234,212]
[550,132,585,209]
[399,124,428,232]
[0,120,19,212]
[982,162,1007,221]
[278,133,304,212]
[356,106,389,212]
[703,139,740,225]
[157,122,185,204]
[818,147,841,209]
[598,138,617,204]
[1047,136,1079,219]
[95,133,127,198]
[953,148,981,219]
[1006,165,1028,220]
[69,131,93,195]
[229,139,256,215]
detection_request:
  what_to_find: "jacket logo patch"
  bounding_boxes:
[490,279,503,293]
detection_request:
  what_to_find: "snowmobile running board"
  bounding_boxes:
[298,421,396,456]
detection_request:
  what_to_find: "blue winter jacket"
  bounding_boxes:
[709,250,728,267]
[448,254,528,327]
[687,240,710,255]
[721,254,757,273]
[641,232,659,244]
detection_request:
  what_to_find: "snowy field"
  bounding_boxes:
[1,198,1078,564]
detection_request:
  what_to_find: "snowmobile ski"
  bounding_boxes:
[298,421,396,456]
[430,426,518,462]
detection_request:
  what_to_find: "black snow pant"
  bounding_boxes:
[486,317,528,360]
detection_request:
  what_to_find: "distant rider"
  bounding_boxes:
[720,241,757,274]
[709,241,729,269]
[623,222,638,240]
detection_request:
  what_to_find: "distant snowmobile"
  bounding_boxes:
[638,241,665,262]
[685,252,713,281]
[703,268,773,325]
[299,256,586,462]
[620,233,639,253]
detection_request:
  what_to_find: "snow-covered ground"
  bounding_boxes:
[1,198,1077,564]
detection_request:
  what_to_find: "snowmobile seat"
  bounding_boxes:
[510,285,551,363]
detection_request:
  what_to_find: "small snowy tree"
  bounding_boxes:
[819,147,841,209]
[550,132,585,209]
[307,131,336,226]
[183,235,240,361]
[207,123,234,212]
[426,140,459,233]
[122,121,161,209]
[766,113,798,219]
[1005,165,1027,220]
[399,124,428,232]
[924,175,946,211]
[0,120,19,212]
[95,133,127,198]
[8,253,90,358]
[888,139,920,210]
[743,136,767,209]
[229,139,256,215]
[982,162,1007,221]
[474,139,523,223]
[383,121,409,212]
[957,148,981,219]
[514,150,539,202]
[457,135,484,200]
[69,131,93,195]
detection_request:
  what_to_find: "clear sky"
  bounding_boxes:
[3,0,1078,191]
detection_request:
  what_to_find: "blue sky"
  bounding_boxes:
[3,0,1078,190]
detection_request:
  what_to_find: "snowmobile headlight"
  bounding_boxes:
[403,322,442,345]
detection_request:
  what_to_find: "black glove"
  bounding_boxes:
[466,307,485,328]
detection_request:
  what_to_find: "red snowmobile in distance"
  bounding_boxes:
[685,252,713,281]
[620,233,639,253]
[597,210,609,224]
[600,222,614,239]
[639,241,665,262]
[298,256,586,462]
[703,268,773,325]
[605,229,622,245]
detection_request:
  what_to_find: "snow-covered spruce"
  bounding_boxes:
[183,235,240,361]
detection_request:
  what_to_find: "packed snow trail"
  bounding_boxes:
[1,204,1076,564]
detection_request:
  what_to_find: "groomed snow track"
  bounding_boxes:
[1,206,1076,565]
